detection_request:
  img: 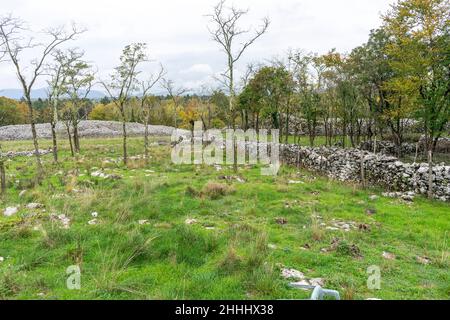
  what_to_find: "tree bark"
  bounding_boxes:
[66,124,75,157]
[122,120,128,166]
[144,120,149,165]
[428,149,433,199]
[285,100,290,144]
[27,101,44,181]
[256,112,260,135]
[0,159,6,195]
[51,121,58,163]
[73,123,80,153]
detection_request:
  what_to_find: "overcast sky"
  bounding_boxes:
[0,0,395,93]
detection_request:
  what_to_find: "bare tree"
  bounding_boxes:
[239,63,258,130]
[64,49,94,154]
[207,0,270,129]
[139,65,165,164]
[60,103,75,157]
[0,110,6,194]
[207,0,269,173]
[0,143,5,195]
[46,49,79,162]
[161,79,187,128]
[101,43,147,166]
[0,15,84,180]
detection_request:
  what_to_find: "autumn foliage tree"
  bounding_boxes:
[383,0,450,198]
[101,43,147,165]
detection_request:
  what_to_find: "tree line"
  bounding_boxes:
[0,0,449,197]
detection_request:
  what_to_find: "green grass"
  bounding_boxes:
[0,137,449,300]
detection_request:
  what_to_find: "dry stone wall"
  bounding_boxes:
[280,145,450,201]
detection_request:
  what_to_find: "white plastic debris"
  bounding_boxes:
[88,219,99,225]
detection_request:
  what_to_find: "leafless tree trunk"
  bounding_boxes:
[208,0,269,172]
[139,68,164,164]
[65,121,75,157]
[51,122,58,162]
[428,148,434,199]
[0,16,83,181]
[0,160,5,195]
[47,49,77,163]
[161,79,186,129]
[0,144,5,195]
[122,118,128,165]
[144,120,149,163]
[101,43,148,166]
[73,124,80,153]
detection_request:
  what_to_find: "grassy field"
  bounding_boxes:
[0,137,449,300]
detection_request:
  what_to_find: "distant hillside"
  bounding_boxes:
[0,88,106,100]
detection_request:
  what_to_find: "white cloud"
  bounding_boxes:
[0,0,396,92]
[180,64,214,75]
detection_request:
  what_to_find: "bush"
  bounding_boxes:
[202,182,235,199]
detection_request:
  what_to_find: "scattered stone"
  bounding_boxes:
[1,149,52,158]
[369,195,379,201]
[0,256,4,263]
[382,191,415,202]
[3,207,19,217]
[185,218,198,225]
[382,251,396,260]
[268,243,277,250]
[288,276,326,289]
[91,171,109,178]
[309,278,325,287]
[4,206,19,217]
[138,219,149,225]
[288,180,304,185]
[416,256,431,265]
[323,219,360,232]
[26,203,44,210]
[218,175,246,183]
[91,171,122,180]
[366,208,377,215]
[50,214,71,229]
[281,268,305,280]
[275,217,288,225]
